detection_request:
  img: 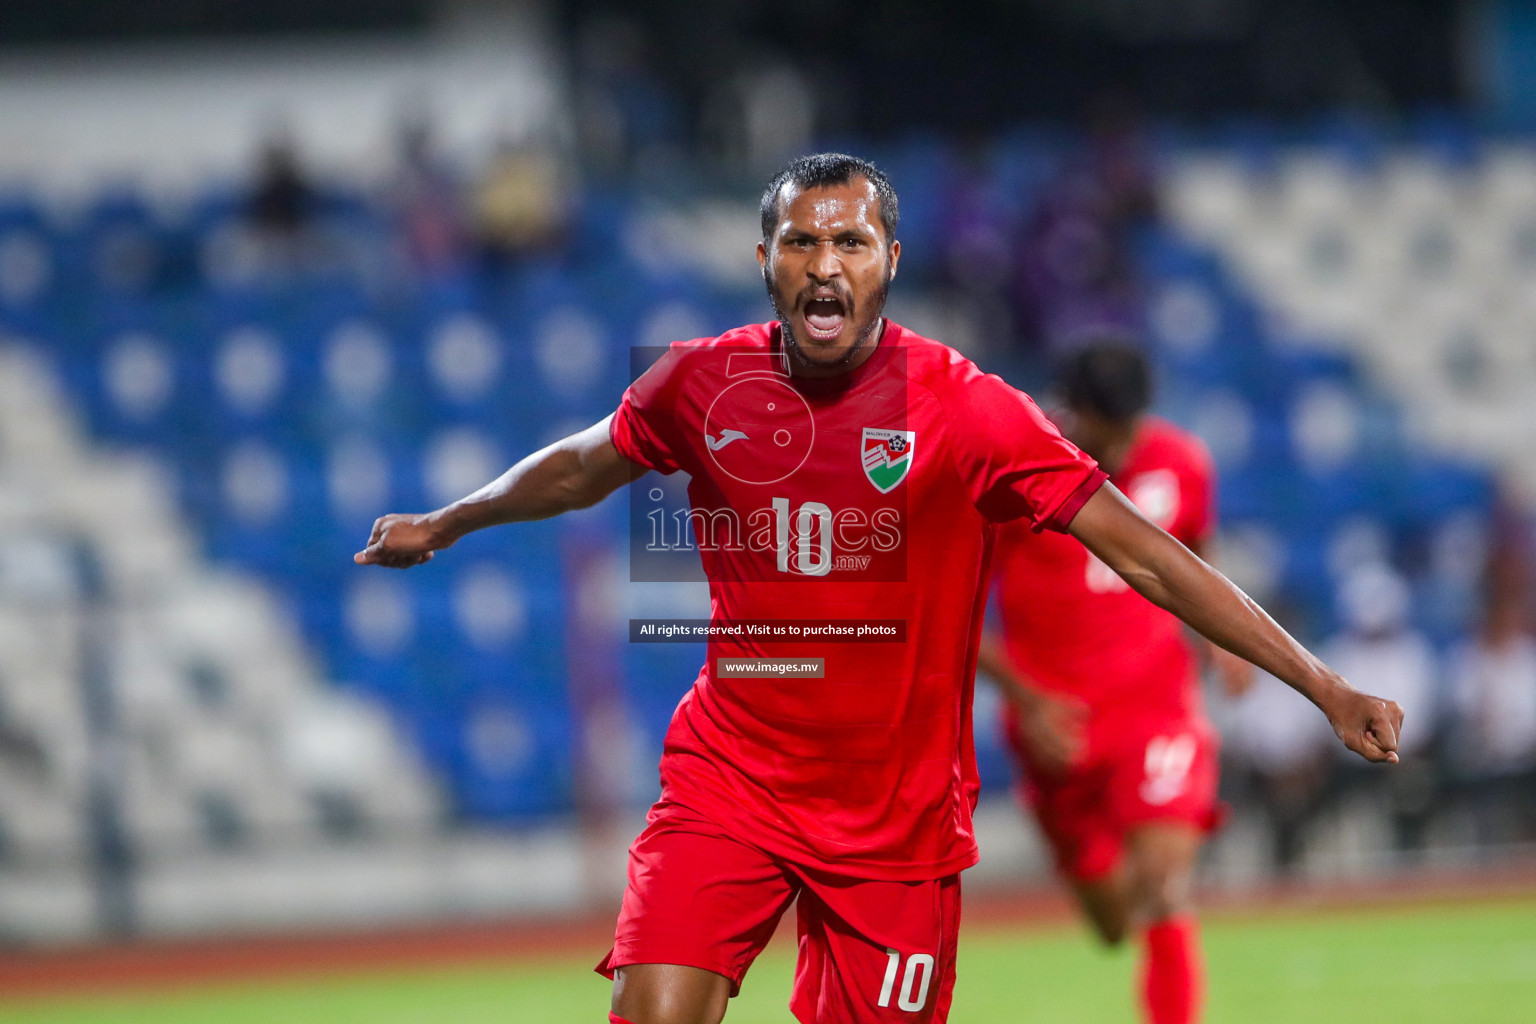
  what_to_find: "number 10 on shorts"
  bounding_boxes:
[878,948,934,1011]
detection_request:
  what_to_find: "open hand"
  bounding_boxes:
[354,513,447,569]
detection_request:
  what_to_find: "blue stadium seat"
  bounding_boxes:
[1409,108,1480,168]
[415,560,569,705]
[1211,117,1282,177]
[75,325,201,449]
[1391,458,1493,530]
[194,323,309,440]
[412,309,544,439]
[185,183,245,235]
[54,186,167,295]
[869,134,953,280]
[0,190,50,240]
[1277,528,1340,637]
[990,126,1064,208]
[301,318,426,442]
[440,696,578,821]
[623,641,703,759]
[1133,228,1230,291]
[567,186,632,262]
[1296,463,1376,525]
[1215,467,1273,524]
[198,441,323,577]
[332,644,432,709]
[1306,110,1387,173]
[1267,346,1358,392]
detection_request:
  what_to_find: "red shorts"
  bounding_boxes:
[1013,719,1224,883]
[596,801,960,1024]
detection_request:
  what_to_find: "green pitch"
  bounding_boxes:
[3,897,1533,1023]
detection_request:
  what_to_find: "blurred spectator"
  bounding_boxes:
[1443,544,1536,846]
[1447,597,1536,768]
[1323,563,1442,855]
[248,135,316,241]
[471,136,574,267]
[1326,564,1441,758]
[1010,173,1141,353]
[939,136,1013,295]
[571,12,687,177]
[934,138,1017,365]
[224,132,328,283]
[699,59,816,178]
[1082,91,1159,227]
[1006,93,1155,354]
[390,116,468,279]
[1225,666,1339,875]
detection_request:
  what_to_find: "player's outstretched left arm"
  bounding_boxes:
[1068,484,1404,764]
[354,415,645,569]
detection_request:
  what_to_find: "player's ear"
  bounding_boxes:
[887,239,900,280]
[756,240,768,277]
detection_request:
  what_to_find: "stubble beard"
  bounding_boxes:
[766,262,893,373]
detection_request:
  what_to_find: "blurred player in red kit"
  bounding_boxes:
[981,340,1253,1024]
[355,154,1401,1024]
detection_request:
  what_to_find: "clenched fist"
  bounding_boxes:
[1322,686,1405,764]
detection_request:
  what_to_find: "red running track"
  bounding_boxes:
[2,867,1532,1000]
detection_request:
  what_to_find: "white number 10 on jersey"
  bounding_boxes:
[773,497,832,576]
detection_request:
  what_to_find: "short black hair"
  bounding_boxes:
[1056,339,1153,424]
[760,153,899,243]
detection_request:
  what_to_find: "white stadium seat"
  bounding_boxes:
[1165,141,1536,495]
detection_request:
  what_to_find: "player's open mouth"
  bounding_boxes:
[802,296,847,341]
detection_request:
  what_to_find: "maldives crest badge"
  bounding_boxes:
[861,427,915,494]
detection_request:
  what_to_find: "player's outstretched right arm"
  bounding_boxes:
[353,415,645,569]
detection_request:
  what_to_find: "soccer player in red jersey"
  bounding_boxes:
[980,341,1251,1024]
[355,154,1402,1024]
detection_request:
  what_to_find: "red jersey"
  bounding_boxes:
[610,320,1104,880]
[992,417,1216,741]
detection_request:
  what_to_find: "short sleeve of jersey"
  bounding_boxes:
[610,344,687,475]
[945,369,1106,531]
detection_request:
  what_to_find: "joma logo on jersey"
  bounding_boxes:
[705,428,748,451]
[861,428,915,493]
